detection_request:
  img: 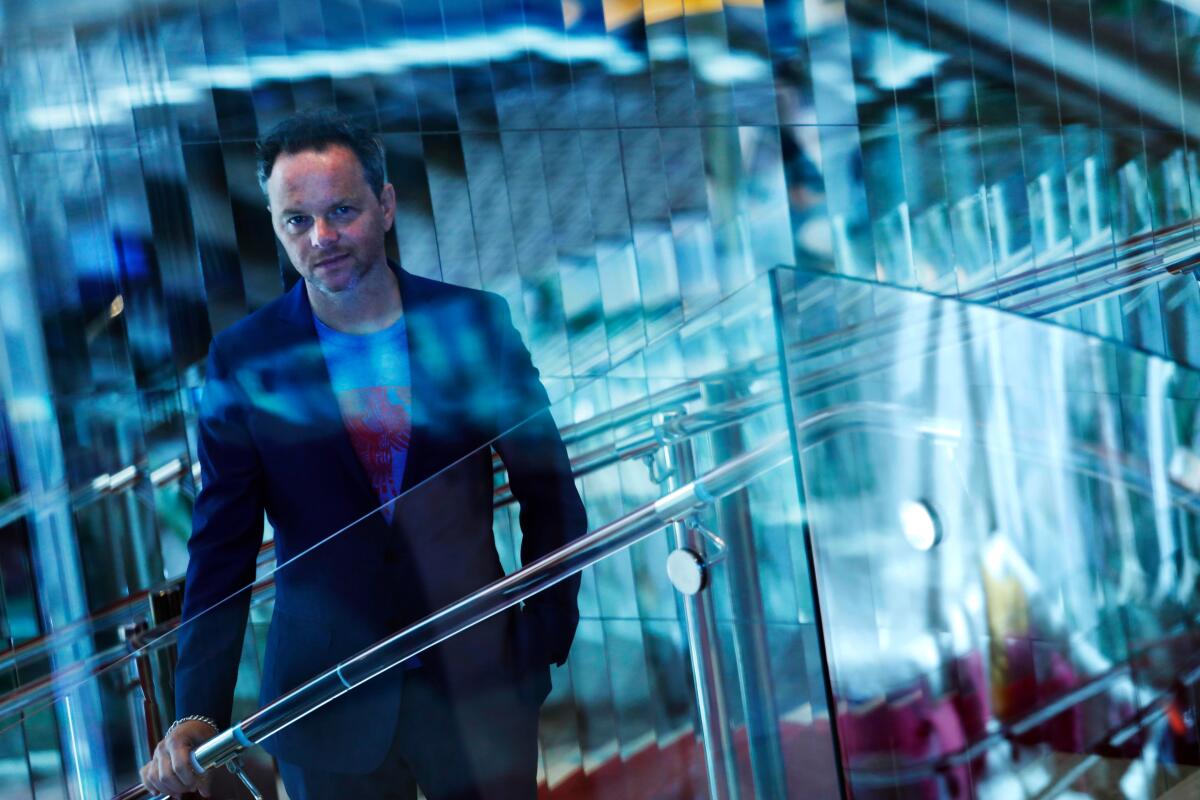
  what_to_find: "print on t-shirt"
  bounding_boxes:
[312,312,413,522]
[336,385,413,508]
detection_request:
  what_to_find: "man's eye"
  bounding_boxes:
[286,216,310,227]
[332,206,353,216]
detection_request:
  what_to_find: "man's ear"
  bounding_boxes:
[380,183,397,230]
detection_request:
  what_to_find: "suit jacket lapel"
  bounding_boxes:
[396,266,438,495]
[272,263,446,509]
[271,279,382,517]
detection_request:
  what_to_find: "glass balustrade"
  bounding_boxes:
[7,265,1200,799]
[774,267,1200,799]
[0,274,826,800]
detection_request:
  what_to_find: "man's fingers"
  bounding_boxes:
[154,746,189,797]
[139,763,156,794]
[196,768,214,799]
[168,741,201,794]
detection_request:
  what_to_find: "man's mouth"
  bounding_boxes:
[314,254,350,269]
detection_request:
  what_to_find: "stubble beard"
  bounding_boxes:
[307,256,370,297]
[306,247,393,299]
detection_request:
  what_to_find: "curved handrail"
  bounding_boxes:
[116,434,793,800]
[0,361,766,686]
[13,393,1200,728]
[0,386,784,727]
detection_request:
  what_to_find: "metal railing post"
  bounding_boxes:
[147,586,183,724]
[121,621,160,766]
[657,411,739,800]
[702,381,789,798]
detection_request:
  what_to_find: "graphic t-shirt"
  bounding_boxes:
[313,313,412,523]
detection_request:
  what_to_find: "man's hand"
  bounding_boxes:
[140,720,215,799]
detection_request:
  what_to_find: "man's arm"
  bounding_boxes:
[174,337,267,725]
[487,296,587,667]
[143,337,265,797]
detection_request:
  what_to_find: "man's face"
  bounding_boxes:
[266,144,396,296]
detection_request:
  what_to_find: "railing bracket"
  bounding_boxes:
[666,548,708,595]
[641,452,676,485]
[226,755,263,800]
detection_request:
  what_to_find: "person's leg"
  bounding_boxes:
[396,670,540,800]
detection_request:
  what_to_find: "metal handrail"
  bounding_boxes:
[493,387,782,506]
[111,434,792,799]
[13,390,1200,732]
[0,363,758,688]
[0,386,780,728]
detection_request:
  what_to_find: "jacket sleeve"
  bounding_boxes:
[174,336,266,729]
[487,295,587,667]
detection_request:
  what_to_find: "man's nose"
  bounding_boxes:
[310,218,338,248]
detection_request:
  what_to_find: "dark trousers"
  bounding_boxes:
[276,667,540,800]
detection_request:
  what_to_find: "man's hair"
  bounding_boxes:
[256,110,387,197]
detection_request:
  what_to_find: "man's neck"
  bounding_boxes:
[307,262,403,334]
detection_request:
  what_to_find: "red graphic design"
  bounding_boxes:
[336,385,413,505]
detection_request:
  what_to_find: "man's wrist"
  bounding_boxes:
[167,715,219,737]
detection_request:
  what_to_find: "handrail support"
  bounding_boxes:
[658,410,740,799]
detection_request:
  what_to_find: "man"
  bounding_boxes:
[140,111,586,799]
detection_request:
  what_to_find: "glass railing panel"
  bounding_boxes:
[582,272,843,798]
[10,272,835,799]
[773,266,1200,799]
[529,271,825,799]
[7,403,581,796]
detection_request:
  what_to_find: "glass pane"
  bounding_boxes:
[13,272,839,799]
[774,266,1200,799]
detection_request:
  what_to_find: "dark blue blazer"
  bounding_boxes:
[174,265,586,772]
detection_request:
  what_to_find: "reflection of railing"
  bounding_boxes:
[848,627,1200,789]
[114,434,793,800]
[0,539,275,688]
[12,388,1200,729]
[0,456,199,532]
[957,218,1200,314]
[0,369,741,706]
[0,380,782,733]
[0,581,276,727]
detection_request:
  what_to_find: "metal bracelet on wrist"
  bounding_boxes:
[168,714,219,737]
